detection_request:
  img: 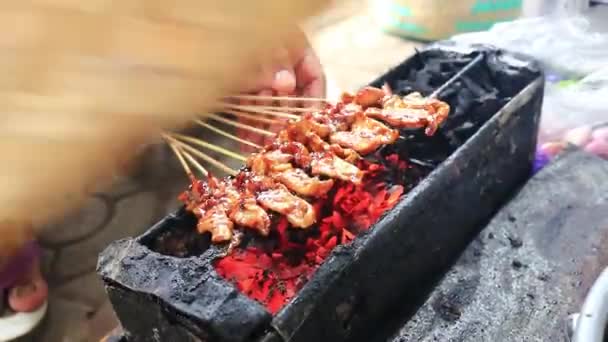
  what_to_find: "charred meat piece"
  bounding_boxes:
[330,113,399,154]
[290,113,333,139]
[187,176,271,241]
[178,86,450,247]
[304,132,361,162]
[247,149,293,175]
[365,107,430,130]
[196,206,234,243]
[275,168,334,198]
[257,184,316,228]
[237,173,317,229]
[353,86,387,108]
[277,141,312,167]
[372,92,450,135]
[310,152,364,184]
[229,195,271,236]
[224,182,271,236]
[247,143,331,198]
[188,176,235,243]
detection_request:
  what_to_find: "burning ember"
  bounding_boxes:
[215,154,408,313]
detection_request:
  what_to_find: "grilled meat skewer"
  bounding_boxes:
[180,86,450,245]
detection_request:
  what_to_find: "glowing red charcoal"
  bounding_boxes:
[214,154,409,314]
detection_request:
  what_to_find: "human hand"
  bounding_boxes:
[242,29,326,101]
[235,29,326,150]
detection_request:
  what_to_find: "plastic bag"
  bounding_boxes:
[450,16,608,77]
[537,68,608,161]
[540,68,608,142]
[448,14,608,171]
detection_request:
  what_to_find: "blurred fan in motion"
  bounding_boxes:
[0,0,328,339]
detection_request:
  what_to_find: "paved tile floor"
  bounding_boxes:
[17,3,420,341]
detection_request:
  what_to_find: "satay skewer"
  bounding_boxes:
[194,120,261,149]
[181,151,211,178]
[230,105,316,113]
[180,55,485,182]
[227,53,485,114]
[161,56,484,247]
[167,136,238,176]
[223,110,284,125]
[162,133,194,177]
[226,94,328,103]
[169,53,487,182]
[171,133,247,162]
[222,104,299,120]
[204,113,276,136]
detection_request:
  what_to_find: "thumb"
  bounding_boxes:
[272,69,297,95]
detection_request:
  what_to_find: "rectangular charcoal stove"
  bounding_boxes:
[97,42,544,342]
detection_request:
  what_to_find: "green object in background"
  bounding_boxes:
[471,0,523,14]
[373,0,521,41]
[388,2,412,17]
[385,17,426,35]
[455,18,516,32]
[557,80,579,88]
[456,0,521,33]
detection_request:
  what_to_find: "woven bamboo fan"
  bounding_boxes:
[0,0,330,256]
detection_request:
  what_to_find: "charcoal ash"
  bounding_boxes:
[139,208,228,262]
[146,212,209,257]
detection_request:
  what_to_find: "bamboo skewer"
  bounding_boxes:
[171,139,238,176]
[227,54,485,118]
[171,133,247,162]
[163,133,210,177]
[222,104,299,120]
[224,105,317,113]
[180,150,210,178]
[162,133,194,177]
[204,113,276,136]
[223,111,283,125]
[166,55,487,181]
[226,94,329,103]
[194,119,261,149]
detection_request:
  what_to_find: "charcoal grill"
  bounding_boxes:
[97,42,544,342]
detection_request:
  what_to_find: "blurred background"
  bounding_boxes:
[14,0,608,340]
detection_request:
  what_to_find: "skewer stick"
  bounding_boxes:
[204,113,276,136]
[224,110,283,125]
[171,133,247,162]
[428,53,484,99]
[162,133,193,177]
[194,119,261,149]
[180,150,210,177]
[171,139,238,176]
[221,55,482,123]
[224,105,315,113]
[222,104,300,120]
[226,94,328,103]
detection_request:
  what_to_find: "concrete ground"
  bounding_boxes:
[17,2,420,341]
